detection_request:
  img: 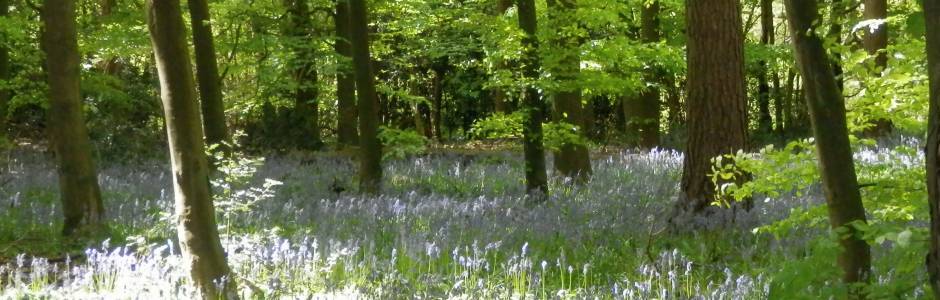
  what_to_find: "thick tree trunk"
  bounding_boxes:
[518,0,548,196]
[677,0,749,213]
[41,0,106,237]
[285,0,321,150]
[922,0,940,297]
[335,0,358,146]
[625,0,662,149]
[145,1,236,298]
[188,0,230,148]
[348,0,382,194]
[0,0,9,141]
[785,0,872,290]
[546,0,591,181]
[756,0,774,135]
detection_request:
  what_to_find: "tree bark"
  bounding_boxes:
[546,0,591,181]
[922,0,940,296]
[518,0,548,196]
[348,0,382,194]
[862,0,888,71]
[41,0,106,237]
[284,0,322,150]
[188,0,230,148]
[756,0,774,135]
[335,0,358,146]
[677,0,749,213]
[145,1,236,298]
[624,0,662,149]
[785,0,872,290]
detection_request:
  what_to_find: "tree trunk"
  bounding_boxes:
[145,1,236,298]
[335,0,358,147]
[756,0,774,135]
[188,0,230,148]
[0,0,10,141]
[625,0,662,149]
[785,0,872,290]
[41,0,106,237]
[517,0,549,196]
[677,0,749,213]
[922,0,940,296]
[828,0,845,91]
[431,65,445,141]
[284,0,321,150]
[348,0,382,194]
[546,0,591,181]
[862,0,888,71]
[862,0,894,137]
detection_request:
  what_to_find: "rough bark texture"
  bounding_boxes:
[145,1,236,298]
[285,0,322,149]
[546,0,591,181]
[518,0,548,196]
[188,0,230,148]
[923,0,940,297]
[335,0,359,146]
[348,0,383,194]
[624,1,662,148]
[785,0,872,289]
[0,0,9,140]
[756,0,774,134]
[678,0,749,213]
[41,0,106,237]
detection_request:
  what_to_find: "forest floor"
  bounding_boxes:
[0,146,921,299]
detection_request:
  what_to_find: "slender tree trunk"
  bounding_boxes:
[677,0,749,213]
[756,0,774,135]
[145,1,236,298]
[335,0,358,146]
[785,0,872,290]
[862,0,894,137]
[41,0,106,237]
[517,0,548,196]
[546,0,591,181]
[284,0,321,150]
[0,0,10,141]
[348,0,382,194]
[626,0,662,148]
[188,0,230,148]
[431,65,445,141]
[863,0,888,70]
[922,0,940,296]
[492,0,513,114]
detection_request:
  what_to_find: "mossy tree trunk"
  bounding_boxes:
[188,0,231,148]
[785,0,872,291]
[41,0,106,237]
[145,1,236,298]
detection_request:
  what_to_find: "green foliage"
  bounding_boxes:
[378,127,428,160]
[470,112,524,140]
[542,121,590,151]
